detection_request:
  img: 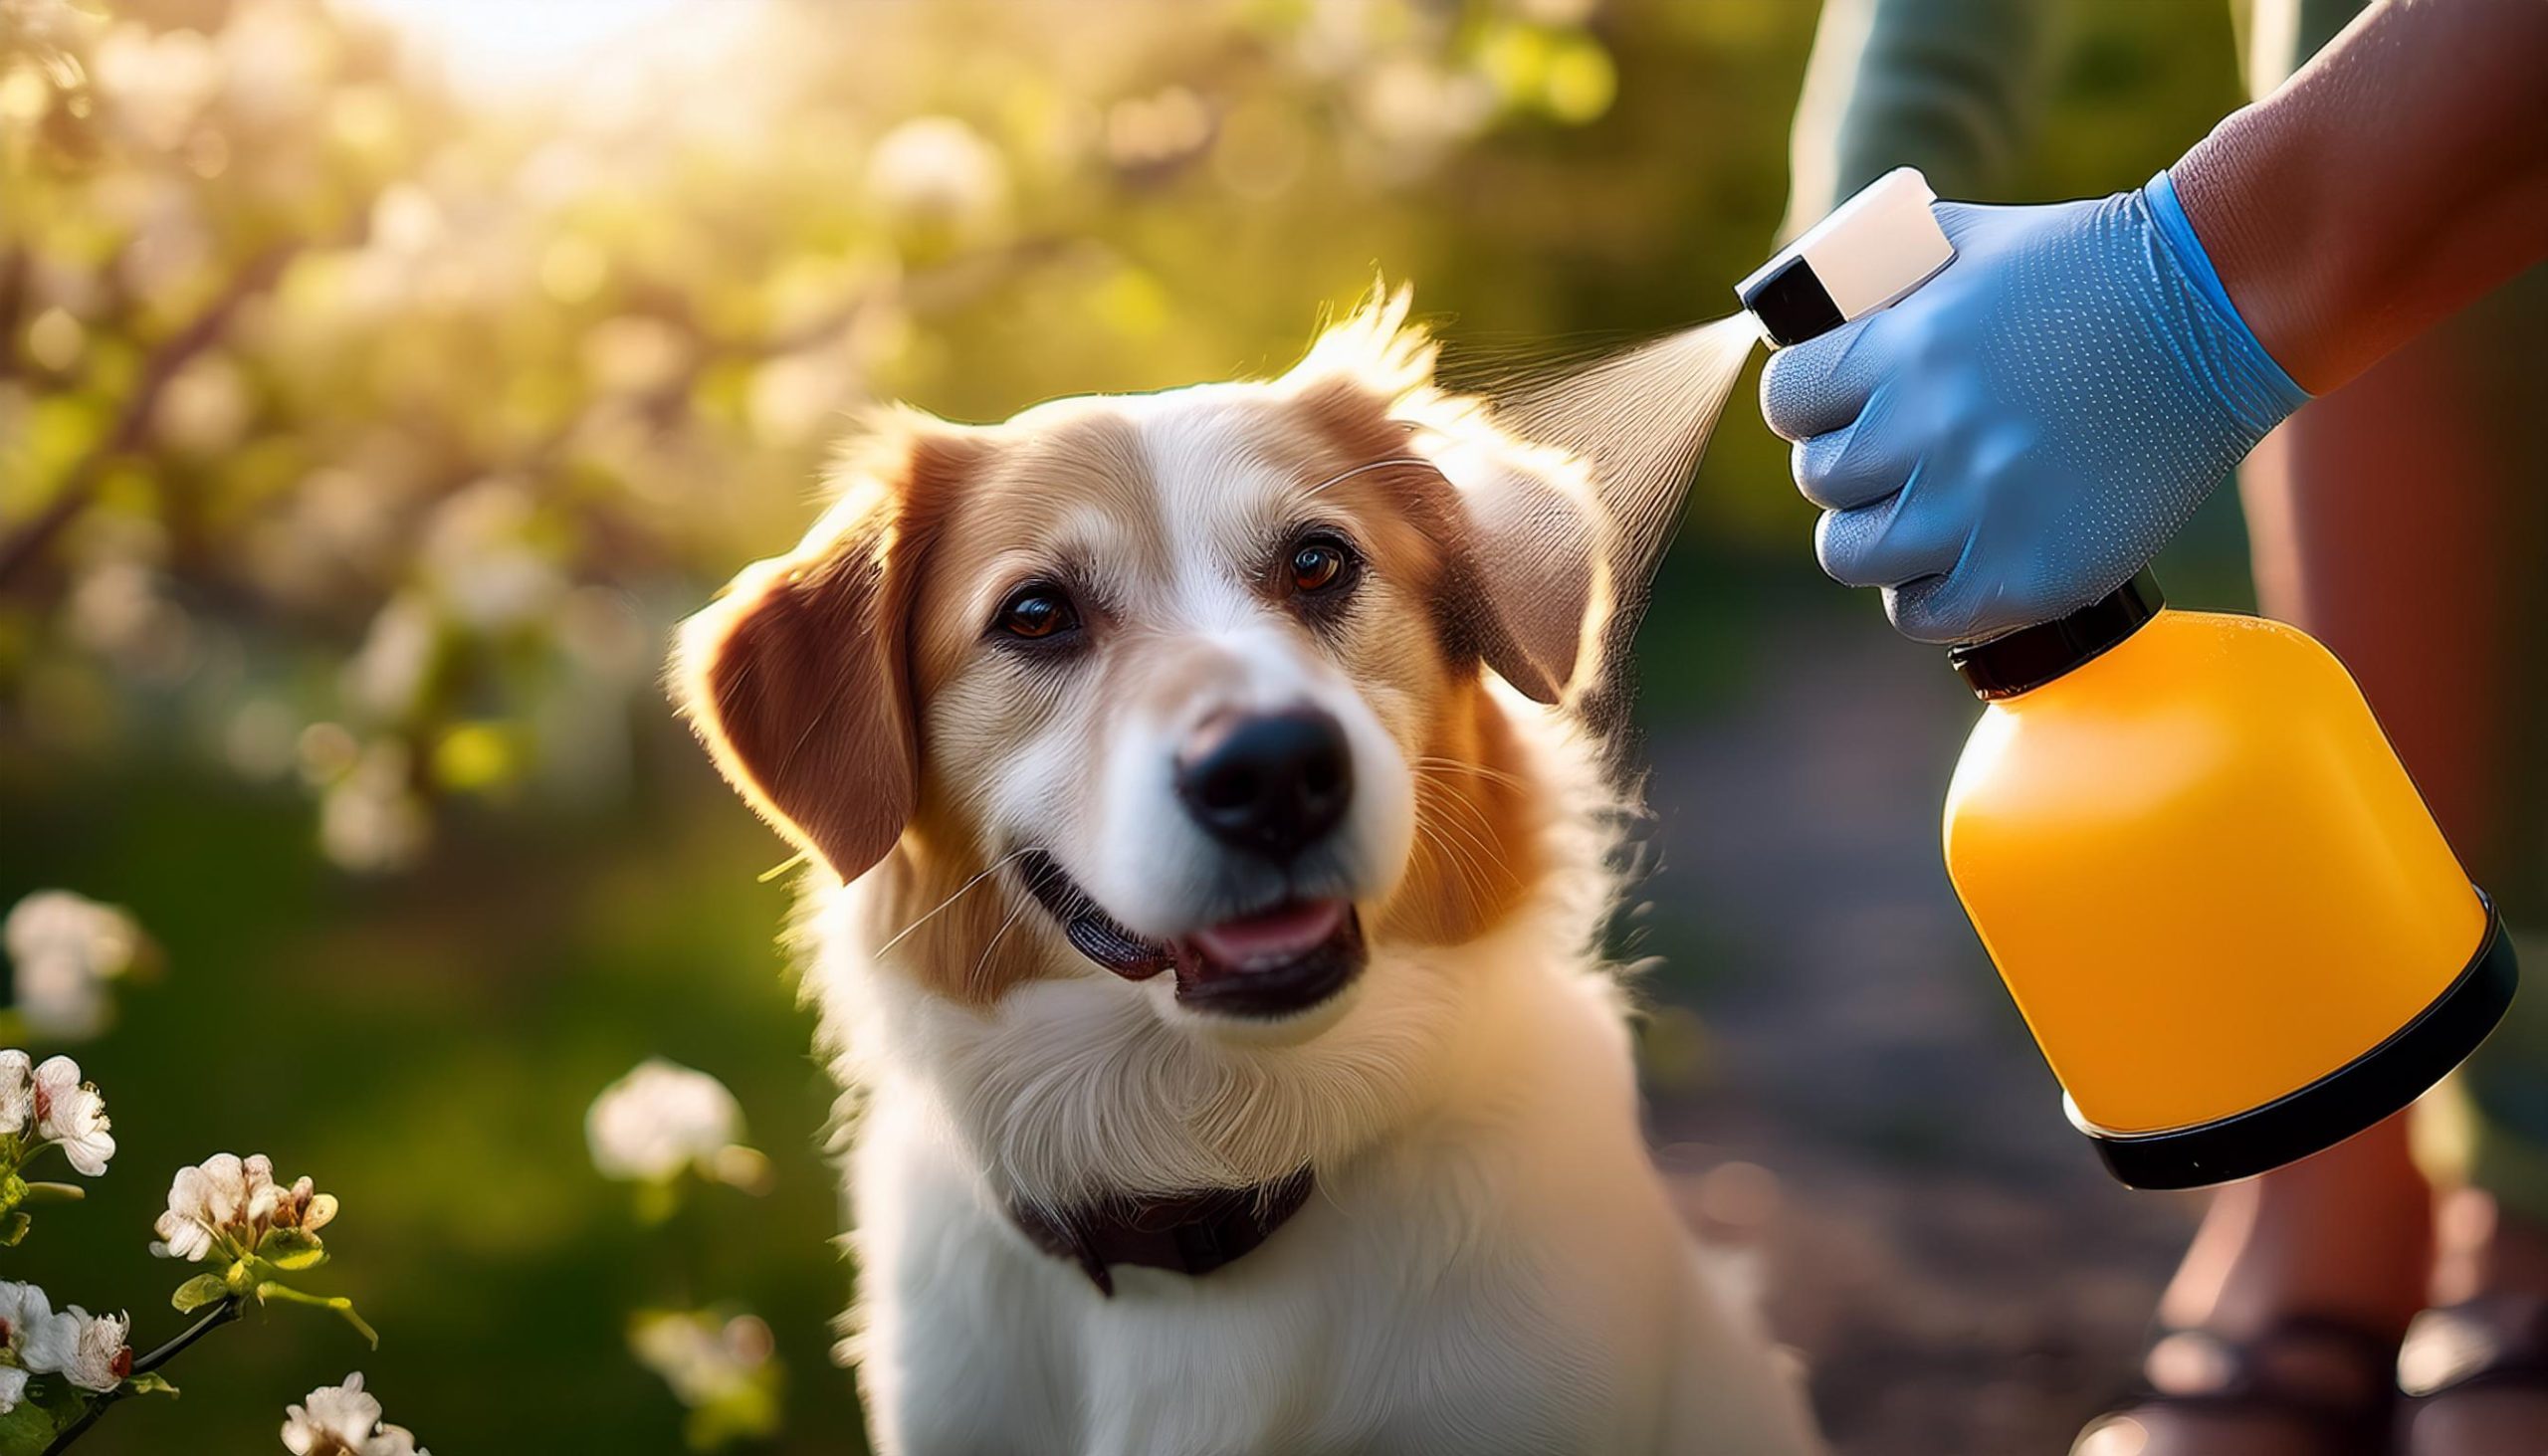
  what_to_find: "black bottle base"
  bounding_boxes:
[2075,895,2519,1191]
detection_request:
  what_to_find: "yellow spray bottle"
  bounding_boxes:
[1739,171,2517,1190]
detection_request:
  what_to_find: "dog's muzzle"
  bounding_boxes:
[1013,850,1366,1019]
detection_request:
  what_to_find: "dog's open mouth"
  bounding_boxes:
[1014,850,1366,1018]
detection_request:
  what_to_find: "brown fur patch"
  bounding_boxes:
[675,420,982,883]
[1385,678,1544,947]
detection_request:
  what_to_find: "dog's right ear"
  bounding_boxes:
[671,419,977,883]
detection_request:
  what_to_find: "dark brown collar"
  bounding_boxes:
[1009,1168,1315,1297]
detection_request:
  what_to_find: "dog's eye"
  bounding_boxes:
[995,585,1078,641]
[1289,538,1354,595]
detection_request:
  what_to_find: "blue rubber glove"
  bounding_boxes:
[1760,172,2311,644]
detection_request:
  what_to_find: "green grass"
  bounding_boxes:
[0,764,869,1454]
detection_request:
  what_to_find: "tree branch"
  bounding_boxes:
[132,1294,244,1375]
[0,241,302,591]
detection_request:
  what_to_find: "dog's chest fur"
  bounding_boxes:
[817,893,1823,1456]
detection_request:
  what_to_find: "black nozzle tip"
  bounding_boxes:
[1737,257,1845,347]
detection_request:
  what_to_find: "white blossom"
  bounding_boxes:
[22,1303,129,1392]
[318,738,429,874]
[630,1308,775,1409]
[4,891,145,1041]
[31,1056,114,1175]
[0,1051,30,1138]
[586,1059,743,1183]
[864,115,1010,237]
[283,1372,428,1456]
[152,1152,336,1262]
[0,1280,49,1412]
[420,480,561,630]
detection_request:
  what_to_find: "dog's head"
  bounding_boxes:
[675,293,1620,1171]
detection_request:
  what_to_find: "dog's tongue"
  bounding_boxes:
[1183,900,1347,969]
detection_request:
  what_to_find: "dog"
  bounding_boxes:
[672,292,1824,1455]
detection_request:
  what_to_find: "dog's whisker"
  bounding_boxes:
[970,887,1042,993]
[1413,772,1510,857]
[1426,774,1498,841]
[875,846,1034,956]
[1411,755,1533,792]
[1412,818,1496,893]
[1431,815,1510,889]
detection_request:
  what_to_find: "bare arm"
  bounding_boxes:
[2175,0,2548,393]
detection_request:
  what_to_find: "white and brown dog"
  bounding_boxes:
[673,294,1822,1455]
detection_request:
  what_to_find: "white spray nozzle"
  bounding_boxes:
[1737,167,1956,347]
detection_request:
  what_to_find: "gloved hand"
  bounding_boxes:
[1760,172,2310,644]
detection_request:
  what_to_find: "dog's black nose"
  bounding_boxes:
[1175,709,1354,860]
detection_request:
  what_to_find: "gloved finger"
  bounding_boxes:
[1887,569,2019,646]
[1759,313,1883,443]
[1812,480,1965,591]
[1790,397,1910,512]
[1891,560,2132,647]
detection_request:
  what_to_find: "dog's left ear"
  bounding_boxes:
[671,419,978,881]
[1420,429,1606,706]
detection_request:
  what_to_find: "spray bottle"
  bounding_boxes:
[1738,169,2517,1189]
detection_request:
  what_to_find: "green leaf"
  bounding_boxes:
[0,1380,89,1456]
[121,1372,179,1398]
[255,1283,379,1349]
[259,1227,329,1272]
[170,1274,229,1314]
[0,1213,30,1249]
[0,1400,63,1456]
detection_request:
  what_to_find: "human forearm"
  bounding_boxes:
[2174,0,2548,393]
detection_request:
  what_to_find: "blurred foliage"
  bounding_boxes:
[0,0,1683,871]
[0,0,2249,1449]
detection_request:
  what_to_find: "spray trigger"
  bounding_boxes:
[1737,167,1956,347]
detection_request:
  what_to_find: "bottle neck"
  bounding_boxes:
[1948,572,2165,700]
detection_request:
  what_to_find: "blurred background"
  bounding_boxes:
[0,0,2271,1450]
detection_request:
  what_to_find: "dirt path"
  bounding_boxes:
[1637,614,2200,1455]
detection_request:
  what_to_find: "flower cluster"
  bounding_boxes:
[630,1309,780,1449]
[0,1282,130,1412]
[2,892,152,1042]
[0,924,398,1448]
[282,1371,428,1456]
[0,1052,116,1179]
[151,1153,338,1264]
[0,1051,116,1246]
[148,1153,373,1346]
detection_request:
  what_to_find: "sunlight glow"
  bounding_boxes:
[333,0,761,97]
